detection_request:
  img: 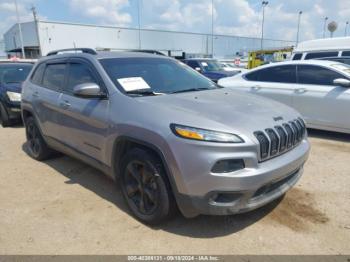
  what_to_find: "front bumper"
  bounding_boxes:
[165,136,310,217]
[5,101,22,120]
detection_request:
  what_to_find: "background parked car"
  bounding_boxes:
[218,60,350,134]
[0,60,34,127]
[182,58,239,83]
[292,36,350,61]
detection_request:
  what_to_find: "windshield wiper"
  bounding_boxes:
[170,87,213,94]
[125,89,165,96]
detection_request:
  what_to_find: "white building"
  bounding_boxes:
[3,20,293,58]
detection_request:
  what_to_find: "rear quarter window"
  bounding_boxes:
[292,53,302,60]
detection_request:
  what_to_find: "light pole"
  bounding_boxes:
[211,0,214,58]
[345,21,349,37]
[261,1,268,50]
[14,0,26,58]
[296,11,302,46]
[323,17,328,38]
[137,0,141,49]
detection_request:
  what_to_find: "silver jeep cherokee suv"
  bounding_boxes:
[21,48,310,224]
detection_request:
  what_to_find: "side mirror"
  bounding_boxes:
[333,78,350,88]
[195,67,202,72]
[73,83,106,98]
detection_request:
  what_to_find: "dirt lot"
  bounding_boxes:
[0,126,349,255]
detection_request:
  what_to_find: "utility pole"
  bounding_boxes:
[211,0,214,58]
[14,0,26,58]
[296,11,302,46]
[137,0,141,49]
[345,21,349,37]
[31,5,42,57]
[261,1,268,50]
[323,17,328,38]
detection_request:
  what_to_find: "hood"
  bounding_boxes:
[0,82,22,93]
[139,88,300,137]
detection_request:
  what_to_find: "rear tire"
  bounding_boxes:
[120,148,176,224]
[0,102,11,127]
[25,117,53,161]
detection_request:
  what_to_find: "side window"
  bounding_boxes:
[186,61,199,69]
[305,52,338,60]
[342,51,350,57]
[292,53,302,60]
[297,65,345,86]
[66,63,97,94]
[42,63,67,91]
[31,63,46,85]
[257,65,297,83]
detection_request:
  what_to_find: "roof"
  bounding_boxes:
[294,37,350,52]
[249,60,347,72]
[39,50,171,62]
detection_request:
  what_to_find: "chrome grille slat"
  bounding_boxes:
[254,119,306,162]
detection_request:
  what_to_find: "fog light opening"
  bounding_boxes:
[209,192,242,204]
[211,159,245,173]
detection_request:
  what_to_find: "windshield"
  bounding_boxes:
[0,64,33,84]
[331,63,350,75]
[199,60,223,72]
[100,58,218,95]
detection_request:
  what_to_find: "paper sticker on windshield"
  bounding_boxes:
[117,77,151,91]
[201,62,208,67]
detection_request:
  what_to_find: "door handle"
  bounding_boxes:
[60,101,71,109]
[32,91,39,98]
[296,88,307,94]
[251,85,261,91]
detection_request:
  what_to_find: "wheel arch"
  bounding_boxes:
[111,136,183,199]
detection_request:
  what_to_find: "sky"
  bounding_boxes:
[0,0,350,43]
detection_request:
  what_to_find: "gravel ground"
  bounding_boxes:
[0,126,349,255]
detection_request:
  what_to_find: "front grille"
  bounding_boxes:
[254,118,306,162]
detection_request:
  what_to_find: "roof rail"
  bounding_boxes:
[47,48,97,56]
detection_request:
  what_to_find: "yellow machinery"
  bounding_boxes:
[247,47,294,69]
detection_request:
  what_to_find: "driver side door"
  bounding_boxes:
[293,64,350,131]
[57,58,110,164]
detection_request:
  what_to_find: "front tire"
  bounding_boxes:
[0,102,11,127]
[25,117,53,161]
[120,148,176,224]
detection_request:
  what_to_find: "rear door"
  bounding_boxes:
[241,65,297,106]
[57,58,109,163]
[33,60,67,139]
[294,64,350,130]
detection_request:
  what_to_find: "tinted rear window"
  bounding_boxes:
[245,65,296,83]
[0,64,33,84]
[305,52,338,60]
[342,51,350,57]
[42,64,66,91]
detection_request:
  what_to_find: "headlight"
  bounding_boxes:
[170,124,244,143]
[6,91,21,102]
